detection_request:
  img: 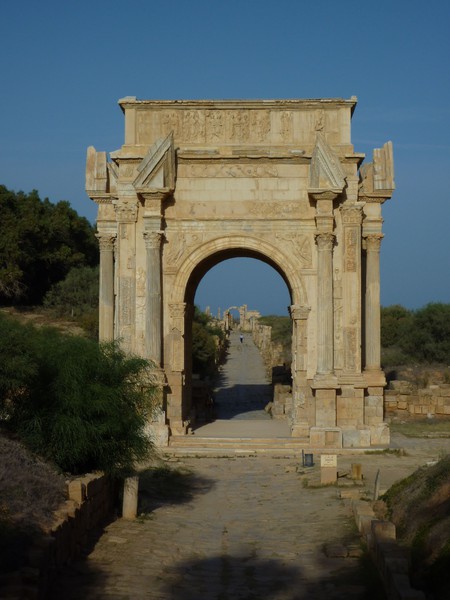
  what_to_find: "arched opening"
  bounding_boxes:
[183,252,293,432]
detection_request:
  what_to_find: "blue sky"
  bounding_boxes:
[1,0,449,315]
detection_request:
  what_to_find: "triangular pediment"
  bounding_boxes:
[133,131,175,192]
[309,133,346,193]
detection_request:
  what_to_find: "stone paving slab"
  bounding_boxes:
[50,455,387,599]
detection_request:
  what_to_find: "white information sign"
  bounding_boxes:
[321,454,337,468]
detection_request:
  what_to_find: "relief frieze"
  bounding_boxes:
[275,233,312,267]
[136,109,297,145]
[184,164,278,178]
[249,202,298,218]
[165,232,203,266]
[344,228,357,272]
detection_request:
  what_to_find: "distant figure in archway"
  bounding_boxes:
[240,334,244,344]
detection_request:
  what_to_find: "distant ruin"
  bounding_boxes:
[86,96,394,447]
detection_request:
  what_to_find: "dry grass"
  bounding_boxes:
[0,431,66,573]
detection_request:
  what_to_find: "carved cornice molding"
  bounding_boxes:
[309,190,341,203]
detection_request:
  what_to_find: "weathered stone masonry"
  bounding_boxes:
[86,97,394,448]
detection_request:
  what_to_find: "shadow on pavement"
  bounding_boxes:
[212,383,273,420]
[138,465,215,514]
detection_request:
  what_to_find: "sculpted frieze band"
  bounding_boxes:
[183,164,278,178]
[136,109,299,145]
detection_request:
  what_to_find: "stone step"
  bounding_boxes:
[170,435,308,447]
[166,435,312,456]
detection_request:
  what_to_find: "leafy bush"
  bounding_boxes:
[0,313,156,475]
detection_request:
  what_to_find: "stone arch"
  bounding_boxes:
[167,237,302,434]
[170,235,307,308]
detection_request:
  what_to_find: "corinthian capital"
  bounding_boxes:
[96,233,116,251]
[364,233,384,252]
[143,230,164,249]
[341,203,364,225]
[315,232,335,251]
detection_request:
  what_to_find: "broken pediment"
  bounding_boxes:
[308,133,346,195]
[359,141,395,197]
[133,131,176,193]
[86,146,118,198]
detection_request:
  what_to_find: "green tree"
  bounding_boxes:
[0,313,155,475]
[0,185,98,305]
[405,303,450,363]
[43,266,99,337]
[380,305,413,348]
[192,307,225,379]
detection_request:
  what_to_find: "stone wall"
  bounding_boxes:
[2,473,116,599]
[385,381,450,418]
[352,500,426,599]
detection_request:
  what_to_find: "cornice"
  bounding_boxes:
[118,97,358,112]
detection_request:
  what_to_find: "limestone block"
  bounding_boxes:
[309,428,325,447]
[398,401,408,410]
[372,520,396,541]
[384,389,399,397]
[67,480,86,504]
[149,423,169,447]
[390,380,415,394]
[342,429,361,448]
[370,423,390,445]
[343,429,371,448]
[368,387,384,396]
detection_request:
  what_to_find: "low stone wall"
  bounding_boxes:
[385,381,450,418]
[1,473,116,599]
[352,500,426,599]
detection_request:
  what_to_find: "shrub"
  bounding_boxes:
[0,313,156,476]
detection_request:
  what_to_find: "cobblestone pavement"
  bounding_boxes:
[49,456,381,600]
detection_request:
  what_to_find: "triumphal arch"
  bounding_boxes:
[86,96,394,448]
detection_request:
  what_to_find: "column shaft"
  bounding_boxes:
[364,234,383,370]
[316,233,335,375]
[144,231,163,365]
[97,234,115,342]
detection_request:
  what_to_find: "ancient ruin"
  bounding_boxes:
[86,96,394,447]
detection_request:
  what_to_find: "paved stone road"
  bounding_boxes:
[213,330,272,420]
[50,456,379,600]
